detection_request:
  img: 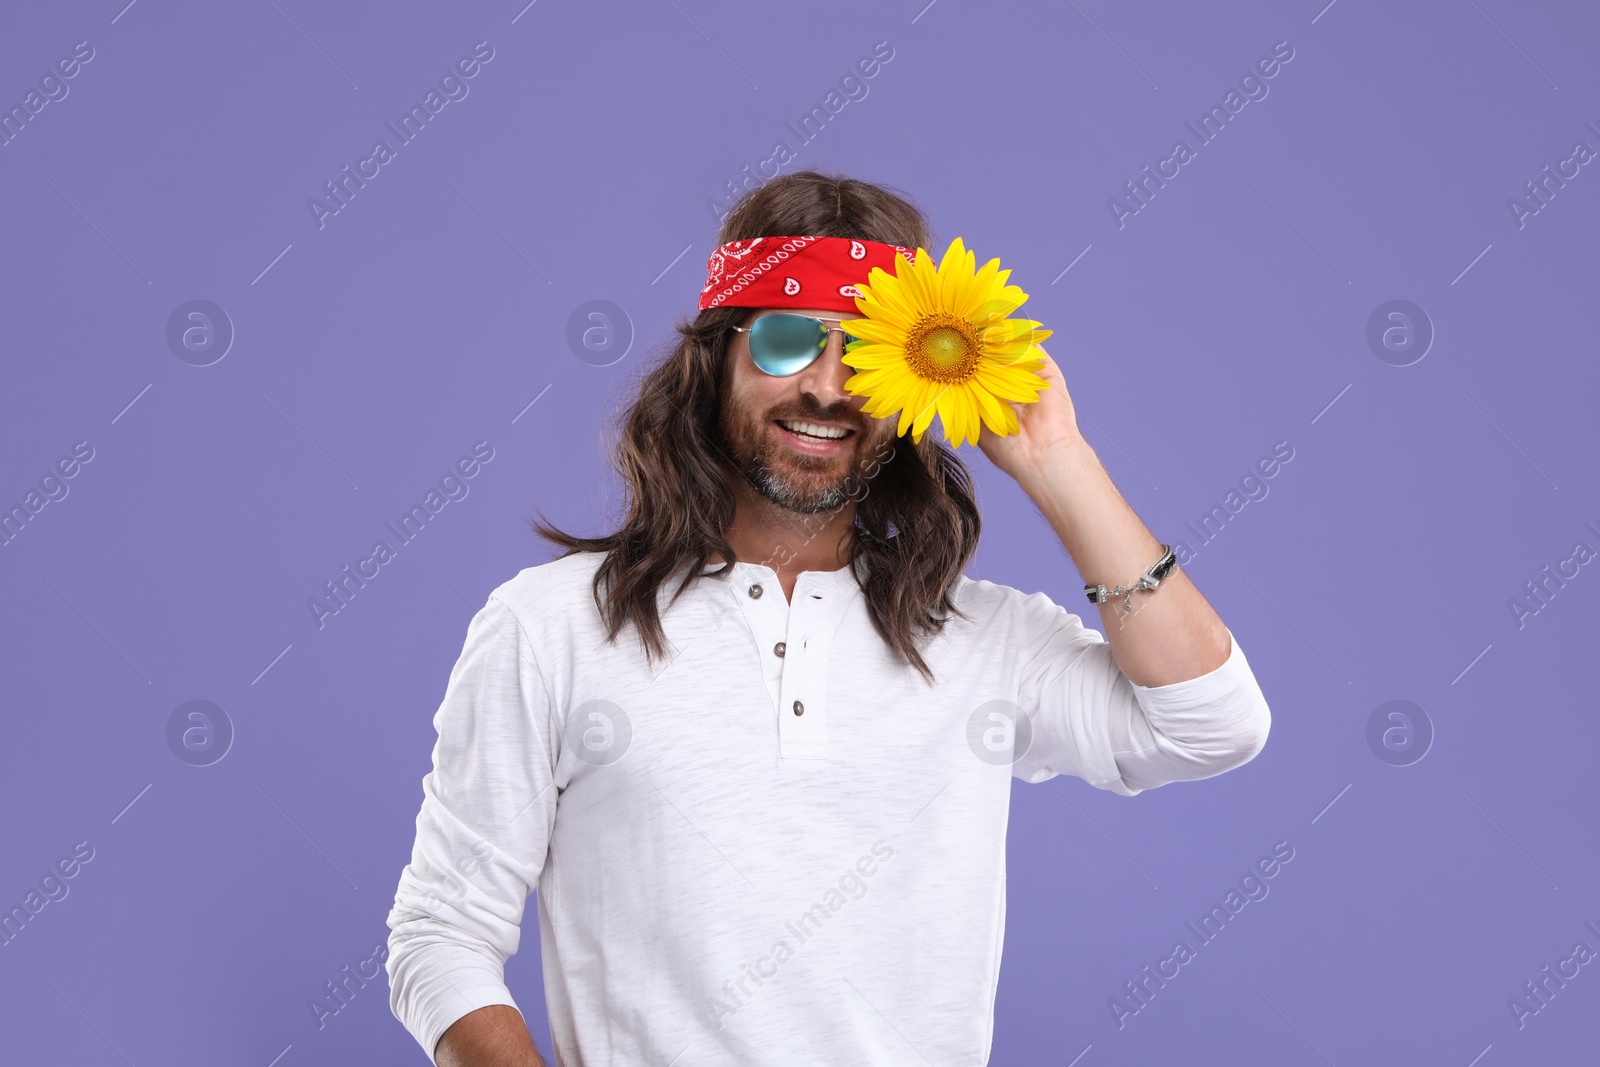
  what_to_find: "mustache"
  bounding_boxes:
[769,404,862,429]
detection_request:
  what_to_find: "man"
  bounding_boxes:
[386,171,1271,1066]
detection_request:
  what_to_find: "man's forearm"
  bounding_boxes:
[1016,433,1230,687]
[435,1005,549,1067]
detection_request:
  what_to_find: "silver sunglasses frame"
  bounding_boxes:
[731,312,862,377]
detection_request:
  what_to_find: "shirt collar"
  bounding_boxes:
[699,555,867,595]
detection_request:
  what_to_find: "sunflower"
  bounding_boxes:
[837,236,1052,449]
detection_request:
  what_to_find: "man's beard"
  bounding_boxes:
[720,404,879,516]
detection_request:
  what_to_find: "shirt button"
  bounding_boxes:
[793,700,804,716]
[774,641,786,657]
[748,583,763,599]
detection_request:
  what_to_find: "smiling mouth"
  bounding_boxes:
[768,422,857,451]
[773,419,856,444]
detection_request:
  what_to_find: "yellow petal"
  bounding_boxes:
[937,238,975,315]
[975,366,1047,402]
[979,318,1046,346]
[937,236,968,277]
[958,390,982,448]
[970,379,1016,436]
[876,288,921,326]
[864,262,921,320]
[896,397,917,437]
[979,348,1034,371]
[843,367,897,389]
[948,387,977,448]
[906,246,946,313]
[955,257,1003,318]
[910,381,942,439]
[836,318,908,346]
[843,342,910,362]
[843,353,910,372]
[853,266,907,313]
[934,386,959,446]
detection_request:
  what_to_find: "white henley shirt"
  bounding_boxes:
[386,550,1271,1065]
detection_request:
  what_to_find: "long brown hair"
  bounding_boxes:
[533,170,981,685]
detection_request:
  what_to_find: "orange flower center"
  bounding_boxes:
[907,314,981,383]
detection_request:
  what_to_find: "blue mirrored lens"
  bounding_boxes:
[749,314,826,376]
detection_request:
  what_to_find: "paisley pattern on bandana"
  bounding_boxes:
[698,236,916,314]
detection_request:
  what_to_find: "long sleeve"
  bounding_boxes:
[386,592,559,1063]
[1006,588,1271,796]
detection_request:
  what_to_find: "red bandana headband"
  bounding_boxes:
[697,235,917,314]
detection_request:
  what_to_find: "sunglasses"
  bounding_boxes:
[732,312,865,376]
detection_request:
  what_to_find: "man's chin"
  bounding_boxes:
[749,464,857,515]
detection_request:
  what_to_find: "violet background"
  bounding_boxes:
[2,0,1597,1063]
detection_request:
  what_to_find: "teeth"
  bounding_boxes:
[779,420,848,440]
